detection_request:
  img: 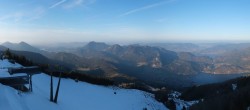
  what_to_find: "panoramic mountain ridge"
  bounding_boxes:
[38,42,246,88]
[2,41,250,89]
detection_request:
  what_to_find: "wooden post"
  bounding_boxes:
[29,75,33,92]
[50,73,54,102]
[29,75,31,91]
[54,73,61,103]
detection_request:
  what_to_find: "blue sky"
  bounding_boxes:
[0,0,250,44]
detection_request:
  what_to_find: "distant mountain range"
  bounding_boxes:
[1,41,52,57]
[2,41,42,53]
[147,43,200,52]
[1,41,250,89]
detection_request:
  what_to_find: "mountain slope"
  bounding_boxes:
[0,45,7,51]
[5,49,73,70]
[74,41,110,57]
[106,44,178,67]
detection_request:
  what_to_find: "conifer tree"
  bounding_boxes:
[4,48,12,59]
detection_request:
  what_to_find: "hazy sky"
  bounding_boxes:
[0,0,250,44]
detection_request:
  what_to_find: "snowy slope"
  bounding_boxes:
[0,60,168,110]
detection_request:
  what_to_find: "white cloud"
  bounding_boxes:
[0,0,96,23]
[119,0,176,17]
[49,0,67,9]
[0,12,25,22]
[63,0,96,9]
[0,7,46,22]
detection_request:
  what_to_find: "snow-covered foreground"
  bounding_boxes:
[0,60,168,110]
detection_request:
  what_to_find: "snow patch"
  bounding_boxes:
[232,83,237,91]
[168,91,199,110]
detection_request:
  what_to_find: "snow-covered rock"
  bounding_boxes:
[232,83,237,91]
[168,91,199,110]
